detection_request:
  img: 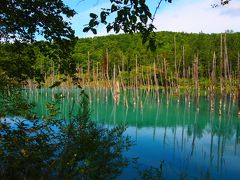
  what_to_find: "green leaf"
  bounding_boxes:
[140,15,148,24]
[100,12,107,24]
[114,24,120,33]
[90,13,98,19]
[83,27,90,32]
[106,24,113,33]
[111,4,118,12]
[91,28,97,35]
[89,19,95,27]
[140,0,146,5]
[130,15,137,23]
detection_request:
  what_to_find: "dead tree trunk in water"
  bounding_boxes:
[223,34,229,111]
[219,34,223,115]
[113,65,120,105]
[154,60,160,103]
[106,48,109,82]
[164,58,168,94]
[135,55,138,89]
[96,63,99,88]
[187,66,191,106]
[182,46,186,99]
[211,52,216,112]
[174,35,179,96]
[102,49,109,86]
[194,55,199,112]
[147,68,150,92]
[118,66,128,108]
[134,55,138,106]
[51,60,55,94]
[51,60,55,86]
[163,58,169,105]
[87,51,90,83]
[87,51,92,102]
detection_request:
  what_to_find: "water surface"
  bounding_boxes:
[26,88,240,179]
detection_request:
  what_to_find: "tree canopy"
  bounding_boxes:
[0,0,231,43]
[0,0,76,42]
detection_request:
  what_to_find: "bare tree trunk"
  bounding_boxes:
[208,61,211,97]
[223,34,229,111]
[51,60,55,94]
[194,54,199,112]
[174,35,177,74]
[134,55,138,106]
[57,63,60,81]
[187,66,191,106]
[224,34,229,93]
[154,60,160,103]
[51,60,55,85]
[87,51,90,83]
[87,51,92,102]
[141,66,145,87]
[81,67,85,88]
[147,68,150,93]
[106,48,109,81]
[219,34,223,115]
[211,52,216,112]
[164,58,168,95]
[135,55,138,89]
[229,61,232,99]
[174,35,179,96]
[96,63,99,88]
[113,64,120,105]
[92,63,95,87]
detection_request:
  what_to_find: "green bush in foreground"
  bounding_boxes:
[0,90,131,179]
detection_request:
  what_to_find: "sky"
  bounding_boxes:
[63,0,240,37]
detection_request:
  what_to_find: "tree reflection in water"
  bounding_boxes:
[0,90,132,179]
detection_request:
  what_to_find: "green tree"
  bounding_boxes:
[0,0,76,42]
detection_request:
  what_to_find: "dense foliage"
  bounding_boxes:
[0,0,75,42]
[73,32,240,77]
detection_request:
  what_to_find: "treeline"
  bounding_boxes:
[0,31,240,87]
[74,31,240,78]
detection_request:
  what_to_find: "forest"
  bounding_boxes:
[1,31,239,91]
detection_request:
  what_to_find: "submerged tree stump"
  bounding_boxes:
[113,80,120,105]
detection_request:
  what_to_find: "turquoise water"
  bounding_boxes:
[26,88,240,179]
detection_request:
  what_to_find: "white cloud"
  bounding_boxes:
[73,0,240,37]
[153,0,240,33]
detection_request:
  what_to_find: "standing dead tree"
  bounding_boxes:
[211,52,216,112]
[193,54,199,112]
[219,34,223,115]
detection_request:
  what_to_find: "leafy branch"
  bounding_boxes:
[84,0,172,51]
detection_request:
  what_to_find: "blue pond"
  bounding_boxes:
[26,88,240,179]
